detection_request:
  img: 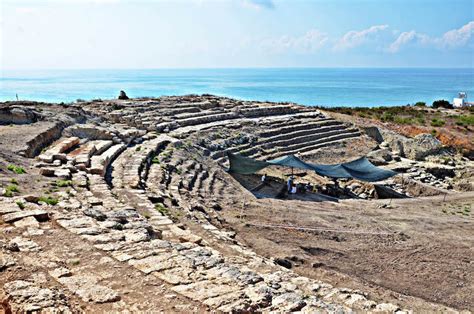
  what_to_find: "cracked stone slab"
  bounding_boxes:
[3,280,70,311]
[2,209,49,223]
[57,275,120,303]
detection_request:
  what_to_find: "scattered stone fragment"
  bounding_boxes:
[2,209,48,223]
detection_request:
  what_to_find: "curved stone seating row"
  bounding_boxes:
[110,134,178,190]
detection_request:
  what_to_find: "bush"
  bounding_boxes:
[16,201,25,209]
[431,118,445,127]
[151,156,160,164]
[432,100,453,109]
[416,117,426,125]
[55,180,72,187]
[414,102,426,107]
[3,184,19,197]
[455,115,474,126]
[380,112,394,122]
[393,116,414,124]
[7,164,26,174]
[155,203,169,216]
[6,184,19,193]
[39,196,58,206]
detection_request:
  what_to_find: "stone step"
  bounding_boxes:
[259,126,353,150]
[263,133,361,160]
[209,119,338,160]
[90,143,127,176]
[239,105,299,118]
[192,170,209,194]
[258,121,344,142]
[177,112,239,128]
[258,118,336,137]
[38,137,80,163]
[2,209,49,223]
[173,109,229,120]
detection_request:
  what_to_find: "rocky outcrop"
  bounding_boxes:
[381,131,443,161]
[0,106,40,125]
[404,134,443,160]
[363,126,384,143]
[118,90,129,100]
[367,148,393,165]
[20,122,65,158]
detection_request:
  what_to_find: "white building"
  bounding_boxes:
[453,92,469,108]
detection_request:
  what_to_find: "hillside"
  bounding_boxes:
[0,95,473,312]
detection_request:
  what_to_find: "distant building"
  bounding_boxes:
[453,92,473,108]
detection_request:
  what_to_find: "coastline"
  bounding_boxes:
[1,67,473,106]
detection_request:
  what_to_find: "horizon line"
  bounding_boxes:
[2,66,474,72]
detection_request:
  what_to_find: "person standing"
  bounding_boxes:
[287,176,293,192]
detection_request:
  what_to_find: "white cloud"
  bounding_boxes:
[437,21,474,48]
[242,0,274,10]
[388,21,474,52]
[388,30,430,53]
[261,29,328,53]
[334,25,389,51]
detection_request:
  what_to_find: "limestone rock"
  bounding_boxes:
[271,292,307,311]
[404,134,443,160]
[58,275,120,303]
[13,216,40,228]
[3,280,68,311]
[0,253,16,270]
[367,148,393,165]
[363,126,384,143]
[2,209,48,223]
[118,90,129,100]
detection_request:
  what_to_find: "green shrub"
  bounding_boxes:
[155,203,169,216]
[432,100,453,109]
[39,196,58,206]
[151,156,160,164]
[6,184,19,193]
[455,115,474,126]
[393,116,414,124]
[380,112,394,122]
[135,146,142,152]
[55,180,72,187]
[10,178,18,184]
[416,117,426,125]
[3,184,19,197]
[16,201,25,209]
[7,164,26,174]
[431,118,445,127]
[414,102,426,107]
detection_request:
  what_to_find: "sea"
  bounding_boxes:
[1,68,473,107]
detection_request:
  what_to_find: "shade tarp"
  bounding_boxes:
[227,152,397,182]
[267,155,315,171]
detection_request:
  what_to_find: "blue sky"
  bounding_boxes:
[1,0,473,69]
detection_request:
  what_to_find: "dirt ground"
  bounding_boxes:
[221,191,474,311]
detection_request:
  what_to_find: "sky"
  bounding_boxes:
[1,0,473,69]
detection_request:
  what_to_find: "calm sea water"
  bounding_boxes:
[1,68,473,107]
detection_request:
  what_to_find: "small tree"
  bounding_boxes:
[414,101,426,107]
[432,100,453,109]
